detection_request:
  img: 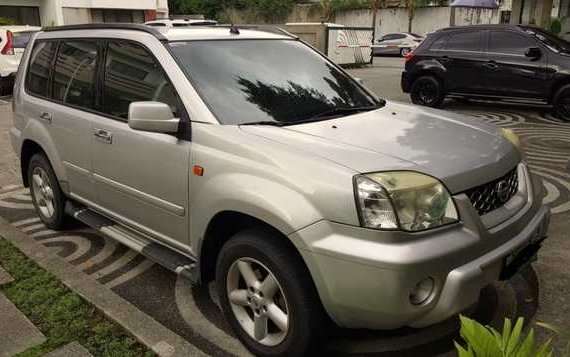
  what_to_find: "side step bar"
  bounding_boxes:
[65,201,196,281]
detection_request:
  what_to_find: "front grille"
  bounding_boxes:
[465,167,519,216]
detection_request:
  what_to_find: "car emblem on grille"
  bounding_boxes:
[496,180,511,203]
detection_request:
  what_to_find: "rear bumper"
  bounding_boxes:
[401,71,411,93]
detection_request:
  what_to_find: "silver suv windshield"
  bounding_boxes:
[169,39,380,125]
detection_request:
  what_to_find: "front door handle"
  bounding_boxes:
[39,112,52,123]
[484,60,499,70]
[93,129,112,144]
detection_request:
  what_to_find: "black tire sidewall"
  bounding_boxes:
[410,75,445,108]
[27,153,67,229]
[216,229,321,357]
[553,85,570,122]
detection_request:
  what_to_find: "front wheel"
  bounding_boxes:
[410,75,445,108]
[552,84,570,122]
[216,229,324,356]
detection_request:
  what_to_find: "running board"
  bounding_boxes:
[65,201,196,281]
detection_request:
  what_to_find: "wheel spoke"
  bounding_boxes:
[266,303,288,332]
[259,274,279,299]
[253,314,268,341]
[46,200,54,217]
[237,261,259,288]
[33,174,43,189]
[228,289,249,306]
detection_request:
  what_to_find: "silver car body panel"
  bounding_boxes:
[11,26,549,330]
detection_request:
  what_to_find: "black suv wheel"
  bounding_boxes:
[553,84,570,122]
[410,75,445,108]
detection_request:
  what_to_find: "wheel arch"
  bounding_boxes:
[550,76,570,104]
[20,139,47,187]
[198,210,309,284]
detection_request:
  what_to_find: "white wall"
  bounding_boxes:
[335,6,502,41]
[60,0,156,10]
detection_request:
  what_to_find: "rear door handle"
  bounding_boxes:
[93,129,112,144]
[39,112,52,123]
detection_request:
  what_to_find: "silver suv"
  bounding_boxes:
[11,24,549,356]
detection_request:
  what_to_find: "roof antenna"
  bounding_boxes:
[230,23,240,35]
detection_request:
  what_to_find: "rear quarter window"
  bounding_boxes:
[26,40,57,98]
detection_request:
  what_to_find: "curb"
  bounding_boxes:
[0,216,208,357]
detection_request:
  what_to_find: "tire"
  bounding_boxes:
[27,153,69,230]
[400,47,411,57]
[410,75,445,108]
[216,228,324,356]
[552,84,570,122]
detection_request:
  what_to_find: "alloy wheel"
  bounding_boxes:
[31,166,56,219]
[417,80,437,105]
[226,257,289,346]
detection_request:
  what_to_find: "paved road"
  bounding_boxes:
[0,58,569,355]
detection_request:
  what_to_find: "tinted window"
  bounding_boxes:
[103,40,179,119]
[523,27,570,53]
[26,41,56,97]
[382,34,405,41]
[12,31,37,48]
[446,31,482,51]
[169,40,377,125]
[429,34,449,50]
[489,31,537,55]
[53,40,98,109]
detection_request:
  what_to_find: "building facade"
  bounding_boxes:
[0,0,168,26]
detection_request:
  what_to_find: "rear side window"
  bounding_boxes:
[446,31,482,52]
[429,34,449,51]
[489,31,536,56]
[103,40,179,119]
[52,40,99,110]
[26,41,57,97]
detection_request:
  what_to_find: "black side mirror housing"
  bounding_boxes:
[525,47,542,60]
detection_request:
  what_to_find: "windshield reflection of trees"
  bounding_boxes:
[237,63,369,123]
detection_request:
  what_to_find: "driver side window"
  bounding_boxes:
[102,40,180,119]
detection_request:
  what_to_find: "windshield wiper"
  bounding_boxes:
[239,121,286,126]
[306,105,380,121]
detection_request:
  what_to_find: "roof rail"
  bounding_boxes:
[42,23,167,41]
[214,24,298,39]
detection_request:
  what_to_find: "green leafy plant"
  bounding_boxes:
[454,315,553,357]
[0,17,16,26]
[550,18,562,34]
[537,322,570,357]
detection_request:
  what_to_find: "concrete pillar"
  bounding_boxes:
[535,0,554,27]
[39,0,64,26]
[510,0,523,24]
[559,0,570,17]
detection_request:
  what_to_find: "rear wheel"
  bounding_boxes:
[28,153,69,230]
[553,84,570,122]
[216,228,324,356]
[410,75,445,108]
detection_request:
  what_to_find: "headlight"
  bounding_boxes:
[501,128,523,152]
[355,171,459,232]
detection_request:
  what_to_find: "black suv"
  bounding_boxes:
[401,25,570,121]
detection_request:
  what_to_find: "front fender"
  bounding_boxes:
[191,173,322,253]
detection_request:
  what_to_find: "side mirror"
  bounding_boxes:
[525,47,541,60]
[128,101,179,133]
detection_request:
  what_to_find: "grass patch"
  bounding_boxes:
[0,238,155,356]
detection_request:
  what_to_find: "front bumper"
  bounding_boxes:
[291,167,549,329]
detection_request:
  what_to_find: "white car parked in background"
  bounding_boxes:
[0,26,41,95]
[145,19,218,28]
[372,32,424,57]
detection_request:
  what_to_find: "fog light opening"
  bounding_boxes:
[410,277,435,305]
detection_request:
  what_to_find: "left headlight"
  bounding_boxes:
[355,171,459,232]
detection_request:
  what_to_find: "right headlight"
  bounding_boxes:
[355,171,459,232]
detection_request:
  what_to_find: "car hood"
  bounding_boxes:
[240,101,521,193]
